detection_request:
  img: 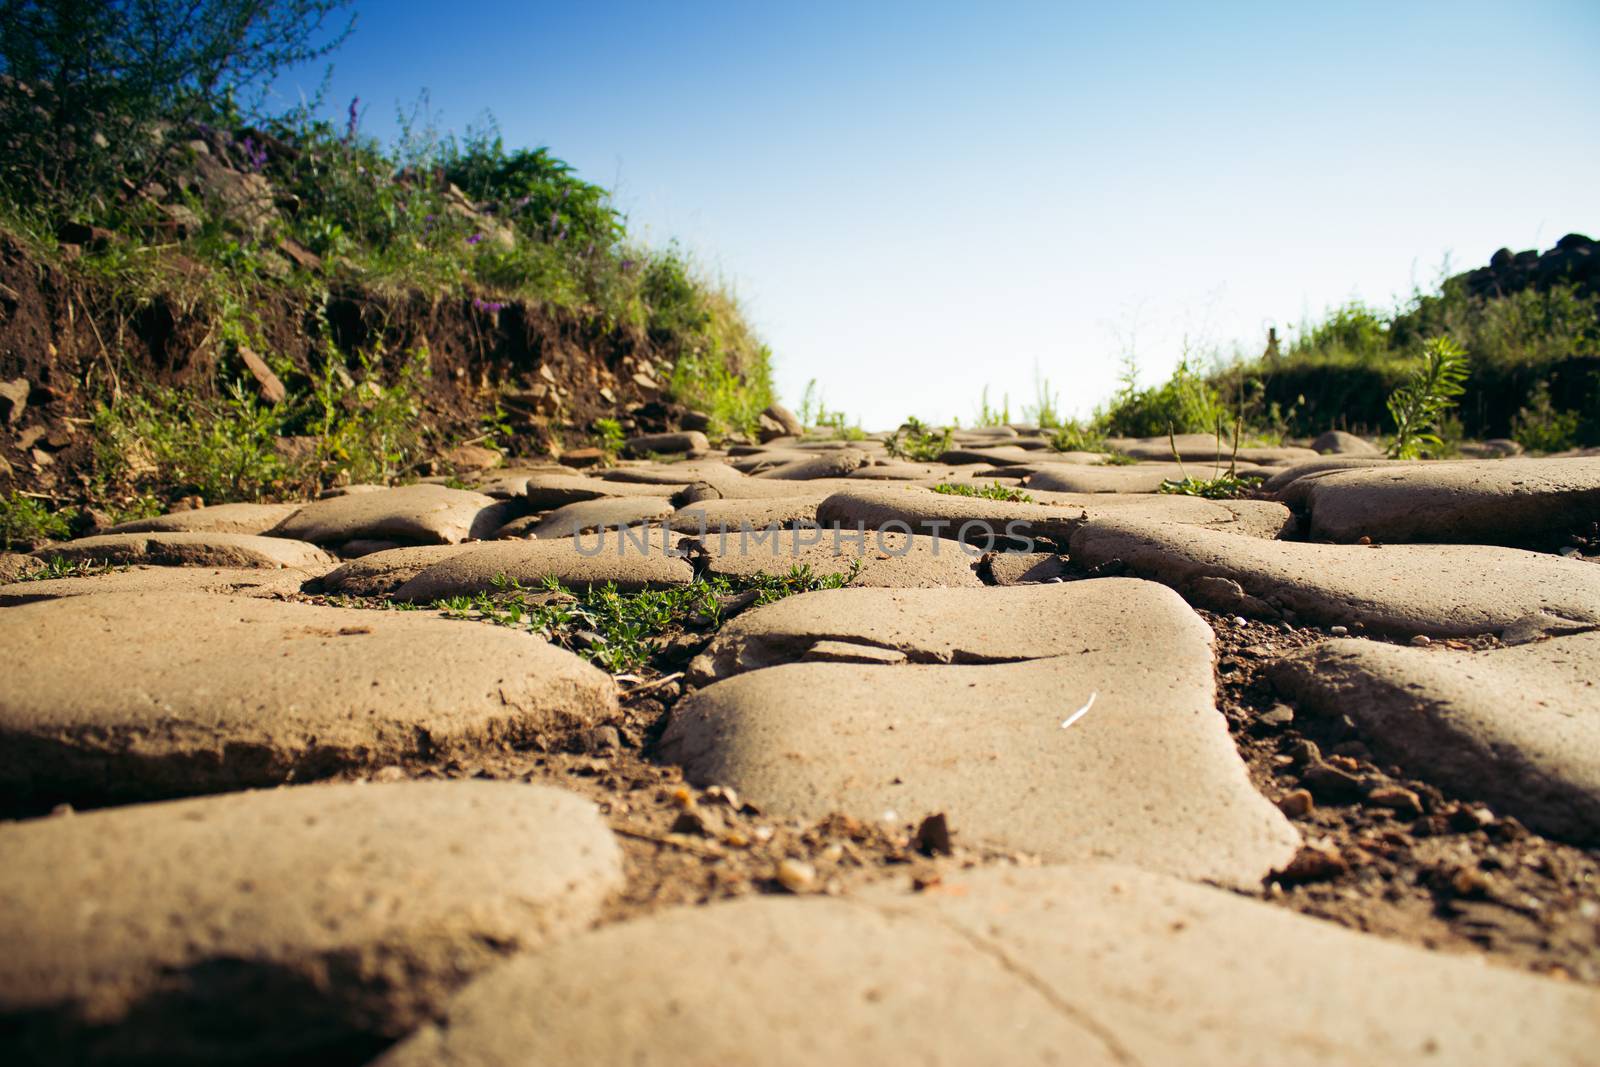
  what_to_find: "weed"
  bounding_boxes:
[1099,356,1228,438]
[1022,367,1064,429]
[14,557,128,581]
[437,563,861,674]
[931,482,1035,503]
[973,386,1011,427]
[1512,381,1583,453]
[1157,421,1263,499]
[885,417,953,462]
[1048,420,1107,453]
[593,417,626,458]
[0,492,71,549]
[1100,452,1139,465]
[1387,337,1469,459]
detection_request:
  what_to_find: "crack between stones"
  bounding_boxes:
[841,898,1146,1067]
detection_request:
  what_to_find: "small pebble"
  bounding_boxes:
[1231,616,1247,628]
[1329,625,1348,636]
[1410,635,1432,647]
[775,858,817,893]
[1277,789,1314,818]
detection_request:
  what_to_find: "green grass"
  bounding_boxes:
[1157,472,1263,499]
[13,557,129,582]
[436,563,862,674]
[0,493,71,550]
[885,417,954,462]
[931,482,1035,503]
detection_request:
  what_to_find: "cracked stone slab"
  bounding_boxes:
[1270,632,1600,843]
[675,476,868,503]
[103,501,305,536]
[750,448,871,480]
[1261,457,1404,502]
[508,497,675,540]
[378,862,1597,1067]
[520,473,688,509]
[667,496,821,532]
[1070,516,1600,639]
[0,565,312,606]
[1301,457,1600,547]
[599,462,744,487]
[0,781,622,1065]
[267,483,510,546]
[688,578,1187,683]
[817,484,1294,547]
[0,592,616,804]
[1025,461,1269,494]
[35,531,335,570]
[663,593,1297,886]
[690,528,982,589]
[395,529,694,600]
[316,544,468,596]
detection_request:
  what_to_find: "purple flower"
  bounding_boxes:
[466,232,484,246]
[473,297,507,314]
[239,136,268,172]
[345,97,361,142]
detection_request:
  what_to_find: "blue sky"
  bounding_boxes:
[279,1,1600,428]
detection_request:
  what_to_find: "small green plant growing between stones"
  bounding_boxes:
[435,562,863,674]
[885,417,953,462]
[592,417,626,458]
[1158,420,1263,500]
[0,492,72,549]
[973,386,1011,427]
[14,557,128,582]
[1048,419,1107,453]
[1386,337,1469,459]
[931,482,1036,503]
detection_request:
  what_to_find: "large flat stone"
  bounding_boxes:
[676,476,867,503]
[1270,632,1600,842]
[688,578,1186,682]
[0,592,616,804]
[378,862,1597,1067]
[520,473,687,509]
[1026,461,1268,494]
[1069,517,1600,639]
[690,528,982,588]
[104,501,304,536]
[1301,457,1600,547]
[750,448,871,480]
[0,565,312,606]
[661,589,1296,887]
[514,497,674,540]
[0,781,622,1064]
[394,530,695,600]
[1112,433,1320,464]
[314,544,468,596]
[36,531,334,570]
[267,483,509,545]
[1261,457,1403,503]
[817,484,1293,547]
[667,497,821,533]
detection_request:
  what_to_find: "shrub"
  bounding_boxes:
[885,417,953,462]
[1387,337,1469,459]
[1511,381,1583,453]
[0,491,70,548]
[1099,357,1228,438]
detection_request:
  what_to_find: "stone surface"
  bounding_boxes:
[36,531,335,570]
[1025,462,1264,494]
[1114,433,1320,464]
[623,430,711,457]
[104,501,304,536]
[690,527,983,589]
[316,544,467,596]
[817,484,1294,547]
[1311,429,1381,455]
[520,473,686,509]
[667,496,820,533]
[762,402,804,436]
[675,476,865,503]
[1069,516,1600,638]
[663,582,1297,886]
[0,565,312,606]
[440,443,504,472]
[0,781,622,1064]
[0,551,43,582]
[1301,457,1600,547]
[751,448,871,480]
[1271,632,1600,842]
[378,864,1600,1067]
[0,592,616,803]
[1261,457,1403,502]
[394,530,695,600]
[981,550,1070,584]
[515,497,674,540]
[268,483,509,545]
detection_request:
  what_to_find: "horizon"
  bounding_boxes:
[281,0,1600,429]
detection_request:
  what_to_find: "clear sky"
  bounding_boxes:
[278,1,1600,429]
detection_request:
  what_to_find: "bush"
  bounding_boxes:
[0,490,70,548]
[1099,357,1228,438]
[1512,381,1583,453]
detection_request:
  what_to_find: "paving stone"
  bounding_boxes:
[1311,429,1381,454]
[688,577,1199,682]
[0,551,42,582]
[0,592,616,803]
[0,781,622,1064]
[1301,457,1600,547]
[35,531,335,570]
[520,473,686,509]
[1271,632,1600,842]
[512,497,675,540]
[1025,461,1268,494]
[599,461,742,486]
[750,448,871,480]
[103,501,305,536]
[676,476,869,503]
[981,550,1070,584]
[690,527,982,589]
[667,496,820,533]
[846,460,990,481]
[313,545,468,596]
[394,529,695,600]
[1111,434,1320,465]
[816,484,1294,548]
[663,589,1296,886]
[439,443,504,471]
[623,430,711,456]
[377,863,1599,1067]
[1261,457,1404,502]
[267,483,510,545]
[0,565,312,606]
[1069,516,1600,638]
